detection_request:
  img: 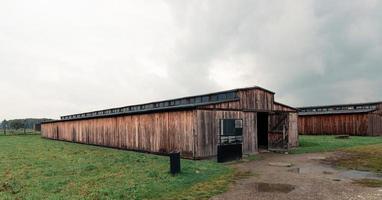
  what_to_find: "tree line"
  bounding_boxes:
[1,118,53,131]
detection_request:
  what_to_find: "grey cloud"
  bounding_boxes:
[0,0,381,119]
[166,0,382,106]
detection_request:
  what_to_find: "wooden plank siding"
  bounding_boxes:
[267,112,298,149]
[194,88,274,157]
[42,111,196,158]
[298,114,370,136]
[269,103,298,148]
[199,88,274,111]
[288,113,299,148]
[368,103,382,136]
[299,103,382,136]
[273,102,296,112]
[369,103,382,136]
[42,87,299,159]
[194,110,257,158]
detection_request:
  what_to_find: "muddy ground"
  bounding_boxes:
[211,152,382,200]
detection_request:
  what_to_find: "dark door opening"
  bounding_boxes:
[257,112,269,149]
[217,119,243,163]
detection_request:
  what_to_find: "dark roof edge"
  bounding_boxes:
[298,109,376,116]
[43,98,240,124]
[297,101,382,110]
[274,101,297,111]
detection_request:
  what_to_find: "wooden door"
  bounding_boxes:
[268,112,289,151]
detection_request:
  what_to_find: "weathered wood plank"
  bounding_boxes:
[42,87,299,159]
[199,88,274,111]
[194,110,257,158]
[42,111,196,158]
[298,114,370,136]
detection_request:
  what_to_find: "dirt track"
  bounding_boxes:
[211,152,382,200]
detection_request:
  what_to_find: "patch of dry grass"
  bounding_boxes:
[334,143,382,173]
[325,143,382,187]
[352,179,382,187]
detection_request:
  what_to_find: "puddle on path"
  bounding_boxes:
[288,166,382,181]
[251,182,295,193]
[287,166,336,175]
[338,170,382,180]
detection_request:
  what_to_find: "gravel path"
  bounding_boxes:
[211,152,382,200]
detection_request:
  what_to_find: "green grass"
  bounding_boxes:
[0,129,40,135]
[290,135,382,154]
[0,135,233,200]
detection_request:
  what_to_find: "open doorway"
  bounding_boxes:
[257,112,268,150]
[217,119,243,162]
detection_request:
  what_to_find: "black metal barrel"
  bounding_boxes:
[169,152,181,175]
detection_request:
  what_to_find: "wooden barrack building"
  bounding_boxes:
[298,102,382,136]
[42,86,298,159]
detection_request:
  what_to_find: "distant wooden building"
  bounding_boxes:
[298,102,382,136]
[42,86,298,160]
[33,123,42,132]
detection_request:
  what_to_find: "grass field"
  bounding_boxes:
[2,134,381,199]
[330,143,382,187]
[0,129,40,135]
[0,135,233,200]
[334,143,382,173]
[290,135,382,154]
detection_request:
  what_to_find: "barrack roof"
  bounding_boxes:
[298,101,381,116]
[44,86,274,123]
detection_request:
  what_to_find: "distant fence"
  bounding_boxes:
[0,128,40,136]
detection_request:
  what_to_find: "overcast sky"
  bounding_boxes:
[1,0,381,120]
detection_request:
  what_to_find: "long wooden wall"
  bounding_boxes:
[42,87,299,159]
[367,103,382,136]
[42,111,196,158]
[298,114,370,136]
[195,110,257,158]
[368,114,382,136]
